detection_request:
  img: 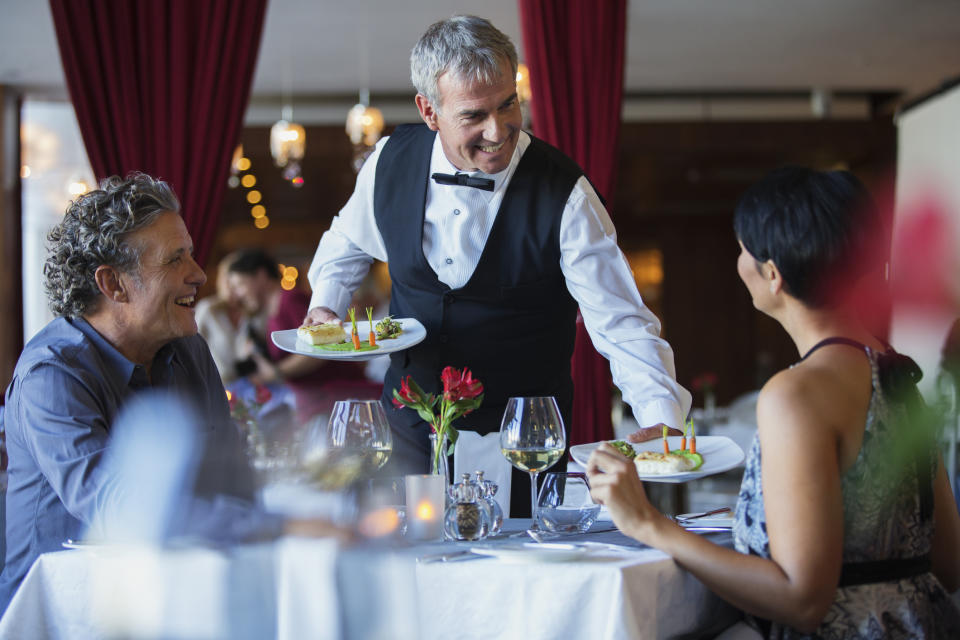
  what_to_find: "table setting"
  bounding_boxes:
[0,329,744,639]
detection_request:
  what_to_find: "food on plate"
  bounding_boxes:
[348,307,361,350]
[297,321,348,345]
[634,451,697,475]
[366,307,377,346]
[609,440,636,459]
[671,449,704,471]
[375,315,403,340]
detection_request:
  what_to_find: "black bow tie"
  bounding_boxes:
[431,172,495,191]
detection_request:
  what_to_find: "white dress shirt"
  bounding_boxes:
[308,131,691,429]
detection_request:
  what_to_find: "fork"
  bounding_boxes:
[675,506,731,523]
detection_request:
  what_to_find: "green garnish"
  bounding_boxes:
[318,341,379,352]
[671,450,704,470]
[374,315,403,340]
[348,307,358,335]
[609,440,636,459]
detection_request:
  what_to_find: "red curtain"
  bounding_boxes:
[49,0,267,268]
[519,0,627,446]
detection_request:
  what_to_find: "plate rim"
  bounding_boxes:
[270,317,426,361]
[570,435,745,482]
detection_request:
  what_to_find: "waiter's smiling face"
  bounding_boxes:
[416,57,521,175]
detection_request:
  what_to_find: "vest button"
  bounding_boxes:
[453,209,461,215]
[445,258,453,265]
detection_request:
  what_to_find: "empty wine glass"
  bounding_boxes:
[499,396,566,531]
[537,472,600,533]
[303,399,393,490]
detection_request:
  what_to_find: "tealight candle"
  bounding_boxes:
[405,474,447,540]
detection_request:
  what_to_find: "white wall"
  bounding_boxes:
[21,100,94,343]
[890,83,960,397]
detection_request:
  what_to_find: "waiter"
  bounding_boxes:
[305,15,691,515]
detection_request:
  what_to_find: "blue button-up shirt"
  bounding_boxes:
[0,317,263,614]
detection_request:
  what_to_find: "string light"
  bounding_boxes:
[246,190,262,204]
[241,174,257,188]
[254,215,270,229]
[251,205,266,219]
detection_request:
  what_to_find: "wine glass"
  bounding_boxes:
[499,396,566,531]
[304,399,393,489]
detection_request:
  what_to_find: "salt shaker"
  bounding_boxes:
[475,470,503,535]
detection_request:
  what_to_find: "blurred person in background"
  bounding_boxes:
[0,175,344,617]
[195,250,267,385]
[588,167,960,638]
[227,250,371,430]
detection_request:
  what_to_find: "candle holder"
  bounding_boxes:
[405,474,447,541]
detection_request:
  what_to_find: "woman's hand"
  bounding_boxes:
[585,443,667,543]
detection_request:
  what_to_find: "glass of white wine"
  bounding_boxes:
[499,396,566,531]
[306,399,393,489]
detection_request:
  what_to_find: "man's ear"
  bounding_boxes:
[94,265,127,303]
[415,94,440,131]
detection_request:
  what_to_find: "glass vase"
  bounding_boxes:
[428,432,450,485]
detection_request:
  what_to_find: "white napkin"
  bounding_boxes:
[453,431,512,517]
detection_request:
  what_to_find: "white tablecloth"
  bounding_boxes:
[0,521,736,640]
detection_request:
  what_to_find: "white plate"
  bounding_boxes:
[470,542,588,563]
[62,539,103,549]
[570,435,745,483]
[271,318,427,361]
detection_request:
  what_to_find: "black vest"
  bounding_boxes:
[374,124,581,437]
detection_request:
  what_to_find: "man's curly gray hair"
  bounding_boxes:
[44,173,180,317]
[410,15,518,111]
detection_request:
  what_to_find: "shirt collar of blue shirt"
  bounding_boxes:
[71,316,178,388]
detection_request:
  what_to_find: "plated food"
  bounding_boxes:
[297,321,348,345]
[296,308,406,353]
[274,317,426,361]
[570,434,745,483]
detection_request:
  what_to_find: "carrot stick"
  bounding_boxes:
[689,419,697,455]
[366,306,376,346]
[348,307,360,350]
[680,436,686,452]
[662,424,670,454]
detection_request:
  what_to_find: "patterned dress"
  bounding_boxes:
[733,343,960,639]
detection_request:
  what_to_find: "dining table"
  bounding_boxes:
[0,515,739,640]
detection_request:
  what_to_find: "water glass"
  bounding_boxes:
[536,472,600,534]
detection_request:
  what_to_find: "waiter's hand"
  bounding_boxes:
[303,306,340,326]
[627,423,683,443]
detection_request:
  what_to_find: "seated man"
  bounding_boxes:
[0,174,336,616]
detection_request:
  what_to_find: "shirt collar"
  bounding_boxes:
[430,130,530,196]
[73,316,178,388]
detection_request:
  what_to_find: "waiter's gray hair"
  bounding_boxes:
[411,15,518,111]
[44,172,180,317]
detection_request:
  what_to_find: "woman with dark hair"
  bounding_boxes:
[587,167,960,638]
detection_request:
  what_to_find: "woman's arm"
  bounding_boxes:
[930,455,960,591]
[587,372,845,632]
